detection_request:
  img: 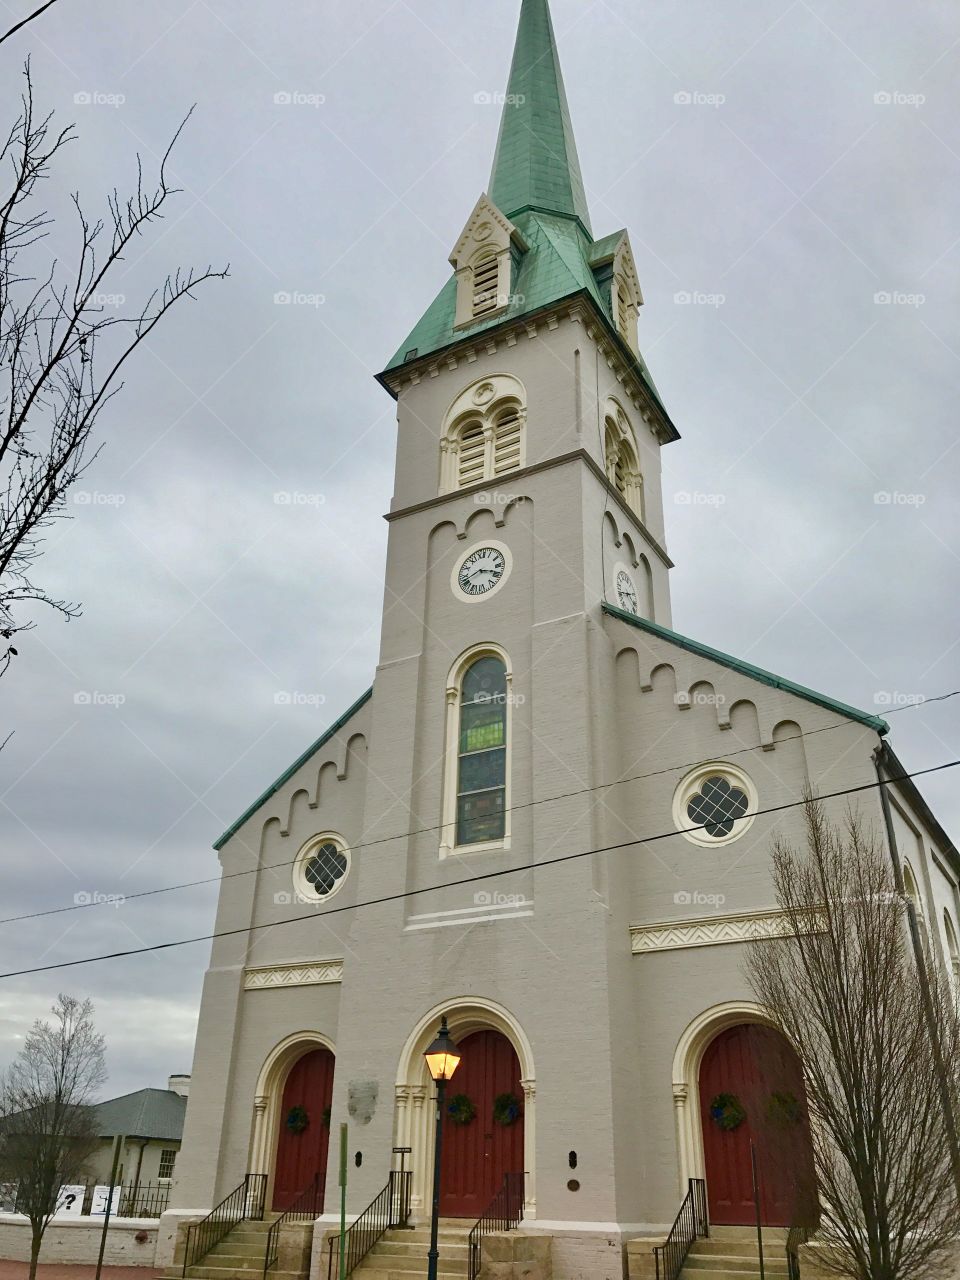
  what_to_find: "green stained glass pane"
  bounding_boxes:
[460,701,506,754]
[457,790,506,845]
[458,748,506,796]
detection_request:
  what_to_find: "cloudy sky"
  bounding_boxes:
[0,0,958,1097]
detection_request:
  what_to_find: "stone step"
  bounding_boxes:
[183,1269,302,1280]
[684,1255,789,1275]
[689,1240,790,1261]
[708,1226,789,1243]
[204,1252,269,1270]
[359,1254,467,1276]
[373,1240,469,1260]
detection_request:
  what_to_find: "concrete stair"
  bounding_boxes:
[680,1226,790,1280]
[348,1220,472,1280]
[161,1218,304,1280]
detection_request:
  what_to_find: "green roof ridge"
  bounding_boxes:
[213,687,373,850]
[602,603,889,733]
[490,0,592,235]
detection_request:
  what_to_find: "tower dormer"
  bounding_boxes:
[450,195,529,330]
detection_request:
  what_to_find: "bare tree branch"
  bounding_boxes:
[746,798,960,1280]
[0,61,228,678]
[0,995,106,1280]
[0,0,63,49]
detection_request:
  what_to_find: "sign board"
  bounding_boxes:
[55,1185,86,1217]
[89,1185,120,1217]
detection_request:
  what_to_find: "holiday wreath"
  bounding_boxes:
[710,1093,746,1132]
[286,1105,309,1134]
[447,1094,477,1125]
[493,1092,522,1126]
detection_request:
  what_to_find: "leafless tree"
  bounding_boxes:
[0,61,228,677]
[0,1,62,49]
[746,799,960,1280]
[0,995,107,1280]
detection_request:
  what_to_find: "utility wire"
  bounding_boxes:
[1,756,958,982]
[1,688,956,930]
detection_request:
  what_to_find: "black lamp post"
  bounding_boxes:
[423,1016,462,1280]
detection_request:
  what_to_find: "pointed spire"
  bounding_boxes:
[489,0,593,236]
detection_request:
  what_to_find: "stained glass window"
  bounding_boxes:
[305,842,349,896]
[686,776,749,838]
[457,657,508,845]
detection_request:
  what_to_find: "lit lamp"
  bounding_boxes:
[423,1016,461,1280]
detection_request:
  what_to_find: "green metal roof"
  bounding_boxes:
[602,603,890,734]
[381,0,675,436]
[213,687,373,851]
[489,0,592,235]
[93,1089,186,1141]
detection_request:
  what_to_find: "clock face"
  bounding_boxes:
[457,546,506,597]
[616,569,639,615]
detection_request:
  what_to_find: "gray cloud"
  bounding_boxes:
[1,0,958,1095]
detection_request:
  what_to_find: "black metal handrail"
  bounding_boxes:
[786,1224,810,1280]
[325,1169,411,1279]
[182,1173,267,1276]
[468,1171,525,1280]
[263,1173,323,1279]
[654,1178,708,1280]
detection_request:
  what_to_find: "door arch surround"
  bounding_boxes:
[394,999,536,1219]
[249,1031,336,1208]
[672,1002,815,1221]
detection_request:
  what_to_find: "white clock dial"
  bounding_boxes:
[458,547,506,597]
[616,569,639,615]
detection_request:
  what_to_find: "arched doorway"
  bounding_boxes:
[394,999,536,1220]
[698,1024,815,1226]
[271,1047,336,1211]
[439,1030,524,1218]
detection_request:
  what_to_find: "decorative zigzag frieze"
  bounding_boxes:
[630,910,794,954]
[243,959,344,989]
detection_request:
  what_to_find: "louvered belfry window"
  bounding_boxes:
[457,421,486,488]
[472,254,501,317]
[493,407,522,475]
[452,403,523,490]
[616,277,630,337]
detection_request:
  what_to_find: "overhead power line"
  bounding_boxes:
[1,756,958,982]
[1,688,956,931]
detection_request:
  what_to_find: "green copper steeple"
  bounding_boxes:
[489,0,592,235]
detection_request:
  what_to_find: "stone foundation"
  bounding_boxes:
[480,1231,552,1278]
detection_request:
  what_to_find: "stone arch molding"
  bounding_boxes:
[670,1002,777,1198]
[249,1030,336,1198]
[393,998,537,1219]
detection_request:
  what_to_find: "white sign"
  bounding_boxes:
[89,1185,120,1217]
[55,1185,86,1217]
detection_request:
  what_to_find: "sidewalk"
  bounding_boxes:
[0,1265,152,1279]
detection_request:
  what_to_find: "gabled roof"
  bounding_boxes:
[213,687,373,851]
[93,1089,186,1142]
[489,0,592,236]
[603,603,890,733]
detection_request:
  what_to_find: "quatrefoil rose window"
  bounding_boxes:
[673,764,757,847]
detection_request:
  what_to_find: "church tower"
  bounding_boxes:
[167,4,959,1278]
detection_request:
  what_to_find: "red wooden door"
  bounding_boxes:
[699,1025,815,1227]
[272,1048,335,1211]
[439,1030,524,1218]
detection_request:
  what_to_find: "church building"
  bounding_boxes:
[160,2,960,1278]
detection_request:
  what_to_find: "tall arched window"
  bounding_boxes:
[456,656,507,846]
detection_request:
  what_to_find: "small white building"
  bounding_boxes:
[162,2,960,1278]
